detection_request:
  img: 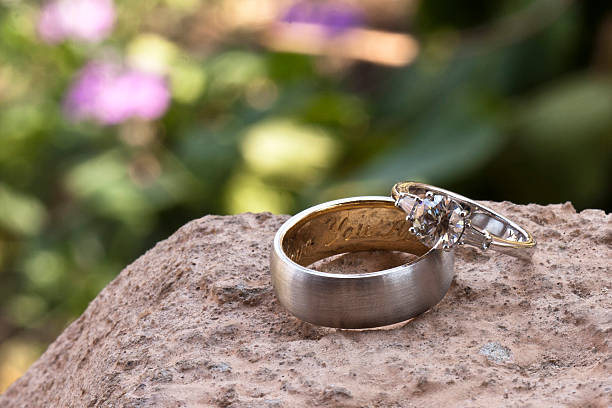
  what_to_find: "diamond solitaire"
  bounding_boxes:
[397,192,466,248]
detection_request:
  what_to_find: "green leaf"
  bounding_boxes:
[515,75,612,148]
[0,183,46,236]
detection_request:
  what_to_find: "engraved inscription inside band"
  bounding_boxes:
[282,203,428,266]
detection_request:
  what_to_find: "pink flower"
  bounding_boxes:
[38,0,115,44]
[65,62,171,125]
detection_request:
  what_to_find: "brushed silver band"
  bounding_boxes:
[270,196,454,329]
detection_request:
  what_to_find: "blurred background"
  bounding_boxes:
[1,0,611,391]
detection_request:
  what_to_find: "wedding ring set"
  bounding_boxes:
[270,182,536,329]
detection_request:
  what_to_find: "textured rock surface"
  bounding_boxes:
[1,202,611,407]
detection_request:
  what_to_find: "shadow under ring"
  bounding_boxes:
[270,196,455,329]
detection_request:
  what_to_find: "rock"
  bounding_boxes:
[1,203,610,407]
[479,342,513,363]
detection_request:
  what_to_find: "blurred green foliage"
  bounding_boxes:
[1,0,611,390]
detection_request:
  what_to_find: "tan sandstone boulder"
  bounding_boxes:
[1,202,610,407]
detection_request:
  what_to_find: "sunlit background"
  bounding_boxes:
[1,0,611,392]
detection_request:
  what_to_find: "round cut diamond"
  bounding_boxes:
[410,194,465,247]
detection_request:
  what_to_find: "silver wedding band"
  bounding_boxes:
[270,196,454,329]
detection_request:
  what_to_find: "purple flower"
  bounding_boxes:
[65,62,170,125]
[37,0,115,44]
[282,1,364,35]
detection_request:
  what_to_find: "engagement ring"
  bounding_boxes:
[391,182,536,257]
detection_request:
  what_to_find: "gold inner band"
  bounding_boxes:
[282,200,428,266]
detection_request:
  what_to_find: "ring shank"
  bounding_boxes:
[271,197,454,329]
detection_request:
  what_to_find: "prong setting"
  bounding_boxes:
[398,191,465,249]
[482,231,492,251]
